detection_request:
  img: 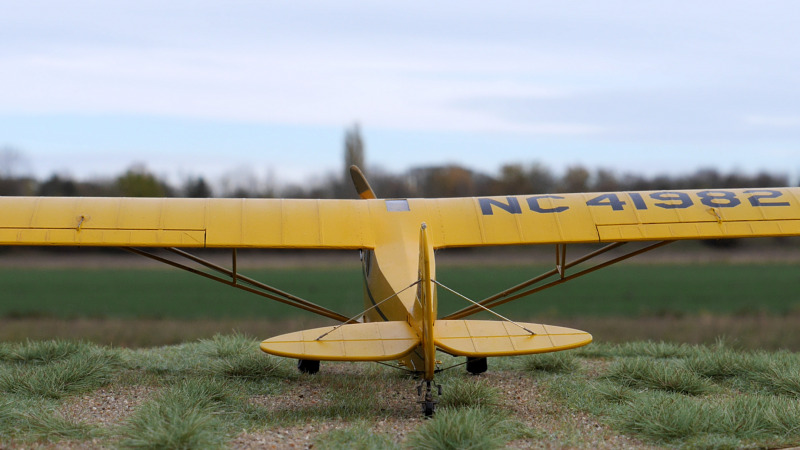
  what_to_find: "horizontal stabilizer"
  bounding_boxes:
[260,321,420,361]
[434,320,591,357]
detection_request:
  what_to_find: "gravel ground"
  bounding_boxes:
[37,361,652,449]
[233,365,651,448]
[0,359,651,449]
[62,385,156,427]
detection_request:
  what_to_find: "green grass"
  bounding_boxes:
[610,392,800,447]
[605,357,718,395]
[0,348,120,399]
[524,351,580,374]
[550,341,800,447]
[438,377,500,409]
[2,263,799,319]
[4,336,800,448]
[118,378,245,449]
[0,339,88,364]
[314,421,400,450]
[0,396,99,443]
[406,407,536,450]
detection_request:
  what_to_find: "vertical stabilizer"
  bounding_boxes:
[416,223,437,380]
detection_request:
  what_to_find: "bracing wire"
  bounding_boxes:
[435,359,470,373]
[315,280,422,341]
[373,360,416,374]
[433,280,536,335]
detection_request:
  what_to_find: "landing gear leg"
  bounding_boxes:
[297,359,320,374]
[417,380,442,417]
[466,357,487,374]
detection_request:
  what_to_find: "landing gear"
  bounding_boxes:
[417,380,442,417]
[466,357,487,374]
[297,359,320,374]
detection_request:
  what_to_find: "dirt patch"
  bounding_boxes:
[61,385,156,426]
[230,362,649,448]
[47,361,650,449]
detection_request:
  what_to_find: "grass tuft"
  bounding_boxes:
[118,377,242,449]
[0,351,121,399]
[614,392,707,442]
[613,392,800,445]
[439,377,500,409]
[606,357,716,395]
[0,396,99,443]
[406,407,533,450]
[684,347,750,380]
[591,380,636,404]
[524,352,580,374]
[199,332,257,358]
[614,341,697,358]
[747,363,800,396]
[314,421,400,450]
[205,351,284,381]
[17,409,99,442]
[0,339,91,364]
[680,433,743,450]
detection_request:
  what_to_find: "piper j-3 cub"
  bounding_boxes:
[2,166,800,416]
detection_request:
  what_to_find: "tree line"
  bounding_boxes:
[0,161,791,200]
[0,143,792,199]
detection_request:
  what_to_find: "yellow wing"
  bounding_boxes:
[0,197,375,248]
[424,187,800,246]
[2,187,799,248]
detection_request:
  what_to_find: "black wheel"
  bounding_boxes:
[423,400,436,417]
[466,357,487,374]
[297,359,320,374]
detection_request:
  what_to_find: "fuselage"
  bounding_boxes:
[363,221,435,377]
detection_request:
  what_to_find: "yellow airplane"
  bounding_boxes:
[1,166,799,416]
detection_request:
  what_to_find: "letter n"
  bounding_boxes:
[479,197,522,215]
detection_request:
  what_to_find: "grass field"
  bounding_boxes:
[2,253,800,448]
[3,336,800,449]
[2,261,800,349]
[3,262,799,320]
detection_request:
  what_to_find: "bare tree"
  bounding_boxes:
[593,169,620,192]
[339,123,366,198]
[0,147,29,179]
[116,164,171,197]
[182,176,213,198]
[344,124,365,172]
[559,165,590,193]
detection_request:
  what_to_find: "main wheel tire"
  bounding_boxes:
[466,357,487,374]
[297,359,320,374]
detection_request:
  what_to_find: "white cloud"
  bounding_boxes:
[2,0,800,182]
[744,115,800,128]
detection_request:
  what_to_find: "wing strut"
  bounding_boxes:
[443,240,674,320]
[123,247,353,323]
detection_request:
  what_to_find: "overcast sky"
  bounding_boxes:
[1,1,799,188]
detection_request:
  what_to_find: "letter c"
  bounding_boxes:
[527,195,569,213]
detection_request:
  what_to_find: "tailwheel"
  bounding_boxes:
[297,359,320,374]
[466,357,487,374]
[417,380,442,418]
[423,398,436,417]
